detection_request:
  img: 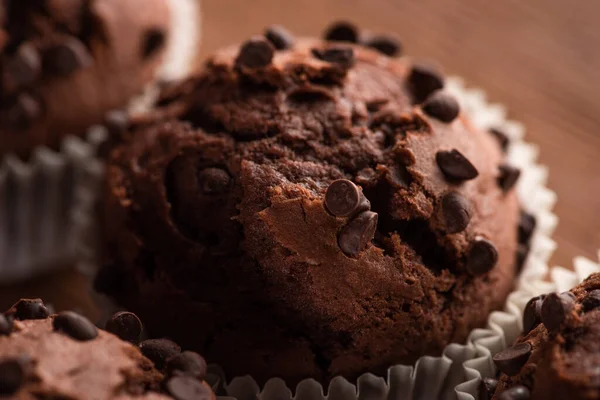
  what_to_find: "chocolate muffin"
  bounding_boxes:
[489,273,600,400]
[0,0,199,157]
[98,24,530,386]
[0,298,215,400]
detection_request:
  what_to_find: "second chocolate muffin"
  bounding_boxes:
[98,25,528,386]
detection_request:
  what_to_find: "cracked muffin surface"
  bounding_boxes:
[99,28,527,386]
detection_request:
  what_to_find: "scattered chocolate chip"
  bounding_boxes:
[467,237,498,275]
[104,110,129,137]
[139,338,181,369]
[11,299,49,320]
[323,21,359,43]
[4,93,42,130]
[0,359,25,395]
[338,211,378,257]
[497,385,531,400]
[3,43,41,92]
[436,149,479,181]
[53,311,98,341]
[325,179,366,217]
[166,376,213,400]
[583,289,600,311]
[235,36,274,69]
[311,47,355,69]
[479,377,498,400]
[142,27,166,59]
[516,243,530,272]
[264,25,295,50]
[363,35,402,57]
[43,37,92,76]
[489,127,510,152]
[440,192,472,234]
[105,311,143,343]
[422,91,459,123]
[518,211,536,244]
[541,292,576,333]
[407,63,445,104]
[0,314,12,336]
[497,164,521,193]
[198,168,231,194]
[522,294,546,334]
[166,351,207,380]
[493,342,532,376]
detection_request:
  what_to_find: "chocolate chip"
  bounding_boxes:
[467,237,498,275]
[166,351,207,380]
[325,179,364,217]
[0,314,11,336]
[492,342,532,376]
[323,21,359,43]
[139,338,181,369]
[11,299,49,320]
[516,243,529,272]
[422,91,459,123]
[235,36,274,69]
[198,168,231,194]
[479,377,498,400]
[3,43,41,92]
[583,289,600,311]
[338,211,378,257]
[0,359,25,395]
[541,292,576,333]
[497,385,531,400]
[497,164,521,193]
[522,294,546,334]
[166,376,213,400]
[363,35,402,57]
[53,311,98,341]
[264,25,295,50]
[407,63,445,104]
[436,149,479,181]
[4,93,42,130]
[440,192,472,234]
[312,47,355,69]
[43,37,92,76]
[105,311,143,343]
[104,110,129,137]
[142,27,166,59]
[489,128,510,152]
[518,211,536,244]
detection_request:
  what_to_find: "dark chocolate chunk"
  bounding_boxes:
[198,168,231,194]
[363,35,402,57]
[323,21,359,43]
[3,43,41,92]
[518,211,536,244]
[407,63,445,104]
[489,127,510,152]
[338,211,378,257]
[53,311,98,341]
[0,359,25,395]
[582,289,600,311]
[0,314,12,336]
[43,37,92,76]
[516,243,530,272]
[440,192,472,233]
[497,164,521,193]
[467,237,498,275]
[264,25,295,50]
[142,27,166,59]
[492,342,532,376]
[325,179,362,217]
[497,385,531,400]
[105,311,143,343]
[104,110,129,137]
[4,93,42,130]
[479,377,498,400]
[311,47,355,69]
[422,91,459,123]
[436,149,479,181]
[165,351,207,380]
[166,376,213,400]
[235,36,274,69]
[541,292,576,333]
[11,299,49,320]
[139,338,181,369]
[522,294,546,334]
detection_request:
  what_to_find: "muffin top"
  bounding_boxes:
[99,23,529,385]
[0,299,215,400]
[490,273,600,400]
[0,0,172,157]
